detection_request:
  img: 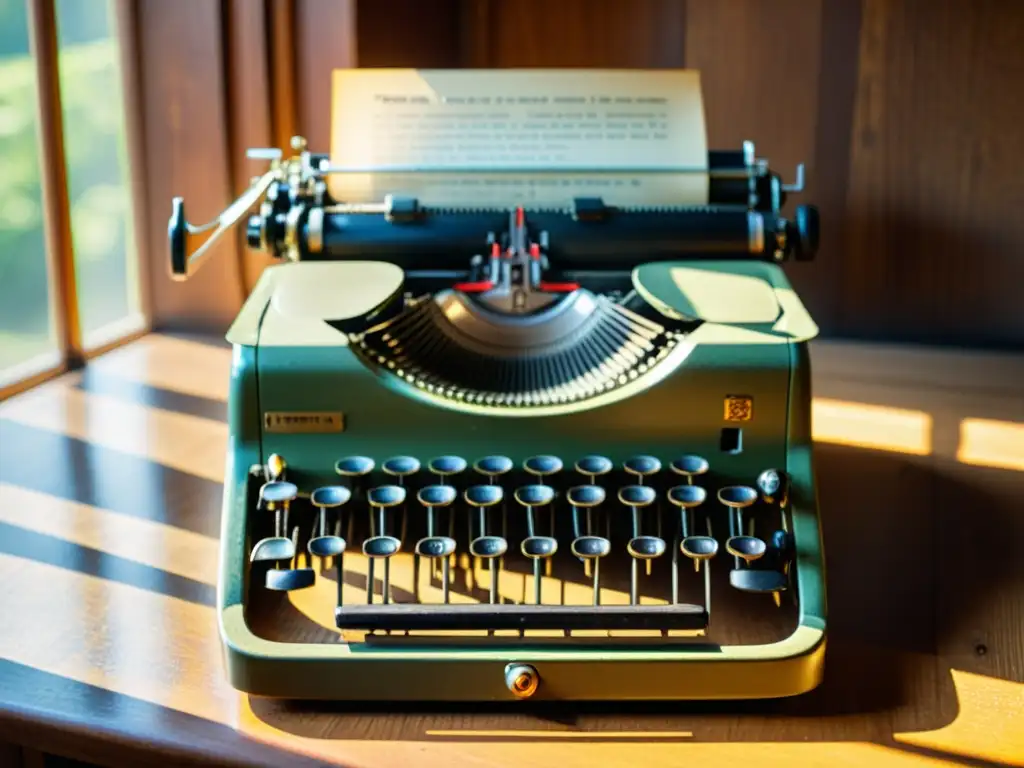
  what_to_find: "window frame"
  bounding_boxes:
[1,0,151,401]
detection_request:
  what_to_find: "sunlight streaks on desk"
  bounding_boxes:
[895,670,1024,767]
[0,483,218,583]
[89,333,232,402]
[957,418,1024,472]
[0,382,227,482]
[811,398,933,455]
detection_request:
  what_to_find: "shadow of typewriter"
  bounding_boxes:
[246,440,1024,756]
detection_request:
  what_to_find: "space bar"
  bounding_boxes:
[335,604,708,631]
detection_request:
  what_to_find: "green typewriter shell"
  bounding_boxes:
[217,259,827,701]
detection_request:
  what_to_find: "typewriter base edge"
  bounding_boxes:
[220,606,825,701]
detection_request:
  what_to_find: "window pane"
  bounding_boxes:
[0,0,58,382]
[56,0,141,345]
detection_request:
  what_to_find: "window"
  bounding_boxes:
[0,0,57,386]
[0,0,144,398]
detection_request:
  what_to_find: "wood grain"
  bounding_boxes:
[136,0,245,331]
[0,334,1022,766]
[842,0,1024,348]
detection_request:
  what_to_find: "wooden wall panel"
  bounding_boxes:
[842,0,1024,348]
[225,0,276,292]
[295,0,356,151]
[684,0,835,329]
[477,0,685,68]
[137,0,244,330]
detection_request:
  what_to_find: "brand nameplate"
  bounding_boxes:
[264,411,345,433]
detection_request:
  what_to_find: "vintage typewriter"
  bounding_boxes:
[169,107,825,702]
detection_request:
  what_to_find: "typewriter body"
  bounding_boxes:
[169,73,825,700]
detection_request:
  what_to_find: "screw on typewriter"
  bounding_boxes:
[567,485,611,605]
[514,484,557,606]
[308,485,350,607]
[414,485,458,604]
[363,485,405,606]
[464,484,507,606]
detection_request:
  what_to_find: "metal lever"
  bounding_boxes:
[168,170,277,281]
[781,163,805,193]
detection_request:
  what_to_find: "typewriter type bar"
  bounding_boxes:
[334,603,707,632]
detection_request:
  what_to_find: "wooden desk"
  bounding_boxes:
[0,334,1021,768]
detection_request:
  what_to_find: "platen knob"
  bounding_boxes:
[792,204,820,261]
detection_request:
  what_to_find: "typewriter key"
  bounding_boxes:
[382,456,421,485]
[250,481,298,564]
[571,535,612,605]
[470,535,509,604]
[681,535,720,612]
[524,455,563,479]
[718,485,759,540]
[474,455,513,483]
[627,536,666,605]
[758,468,792,534]
[366,485,406,605]
[514,484,555,537]
[668,484,708,582]
[414,535,457,603]
[726,535,766,564]
[428,455,467,480]
[335,455,376,534]
[624,455,662,484]
[575,455,613,483]
[567,485,606,574]
[670,455,709,485]
[521,535,558,604]
[308,485,350,559]
[362,535,402,605]
[618,485,657,598]
[416,484,458,585]
[266,523,316,592]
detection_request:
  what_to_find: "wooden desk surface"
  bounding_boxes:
[0,334,1021,768]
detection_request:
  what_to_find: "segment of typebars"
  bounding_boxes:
[248,453,796,632]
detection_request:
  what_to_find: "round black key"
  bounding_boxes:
[667,485,706,508]
[726,535,766,560]
[671,455,709,477]
[576,455,613,478]
[681,535,719,559]
[567,485,606,507]
[514,484,555,507]
[417,484,457,508]
[429,455,467,476]
[308,536,347,558]
[415,535,456,558]
[470,535,508,559]
[335,456,375,477]
[367,485,406,508]
[521,536,558,559]
[730,568,788,594]
[465,484,504,507]
[757,469,783,498]
[261,481,298,505]
[718,485,759,509]
[571,536,611,559]
[474,455,513,477]
[383,455,421,477]
[523,455,563,476]
[628,535,667,559]
[624,455,662,477]
[363,535,402,558]
[618,484,656,507]
[310,485,351,508]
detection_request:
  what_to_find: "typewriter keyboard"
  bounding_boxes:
[246,453,799,645]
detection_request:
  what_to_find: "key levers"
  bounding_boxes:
[170,136,826,701]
